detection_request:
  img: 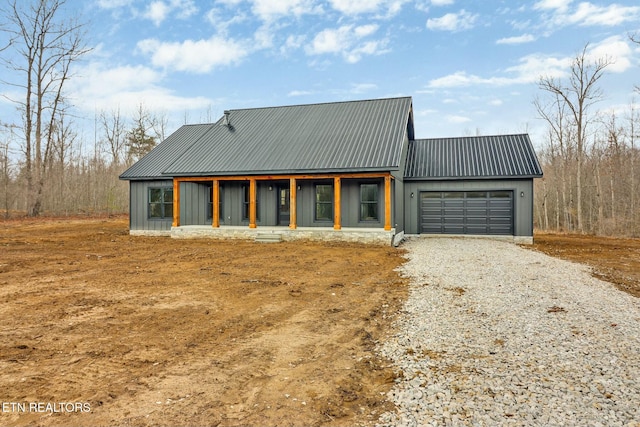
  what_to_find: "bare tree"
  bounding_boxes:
[537,44,612,232]
[628,103,638,233]
[1,0,89,216]
[99,107,127,166]
[0,139,14,218]
[631,33,640,94]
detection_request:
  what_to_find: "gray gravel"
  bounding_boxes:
[376,237,640,427]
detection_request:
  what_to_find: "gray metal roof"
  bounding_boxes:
[119,97,414,180]
[119,124,213,180]
[404,134,543,180]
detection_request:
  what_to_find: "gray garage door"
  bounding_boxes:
[420,191,513,235]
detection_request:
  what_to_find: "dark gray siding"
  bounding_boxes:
[180,182,211,226]
[130,180,174,231]
[172,179,389,229]
[391,132,411,232]
[404,179,534,236]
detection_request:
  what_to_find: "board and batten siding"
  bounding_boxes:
[403,179,534,236]
[130,178,397,231]
[129,180,174,232]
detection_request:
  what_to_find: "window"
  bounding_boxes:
[207,185,223,220]
[242,184,259,221]
[490,191,512,198]
[360,183,379,221]
[148,187,173,219]
[466,192,487,198]
[315,184,333,221]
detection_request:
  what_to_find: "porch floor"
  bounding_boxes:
[171,225,399,245]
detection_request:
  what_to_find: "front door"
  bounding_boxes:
[278,186,290,225]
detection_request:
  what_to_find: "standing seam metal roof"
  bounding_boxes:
[404,134,543,179]
[119,124,214,180]
[159,97,413,177]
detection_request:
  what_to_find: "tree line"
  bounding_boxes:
[534,41,640,237]
[1,0,639,238]
[0,0,167,218]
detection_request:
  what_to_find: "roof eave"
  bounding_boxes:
[404,174,543,181]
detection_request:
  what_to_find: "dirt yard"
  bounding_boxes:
[0,217,407,427]
[532,232,640,298]
[1,218,638,427]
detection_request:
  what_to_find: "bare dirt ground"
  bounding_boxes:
[0,217,407,427]
[532,232,640,298]
[1,218,638,427]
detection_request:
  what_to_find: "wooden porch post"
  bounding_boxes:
[334,177,341,230]
[249,178,257,228]
[212,179,220,228]
[289,177,297,229]
[384,175,392,231]
[172,178,180,227]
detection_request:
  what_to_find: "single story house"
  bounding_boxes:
[120,97,542,245]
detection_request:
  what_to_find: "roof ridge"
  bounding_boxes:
[222,96,412,113]
[412,133,529,142]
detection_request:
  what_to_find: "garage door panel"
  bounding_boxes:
[467,207,488,215]
[420,191,513,235]
[466,217,488,225]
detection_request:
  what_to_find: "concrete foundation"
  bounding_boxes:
[168,225,397,245]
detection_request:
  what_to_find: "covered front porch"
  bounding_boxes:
[171,172,394,231]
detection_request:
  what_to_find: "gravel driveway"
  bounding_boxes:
[376,237,640,427]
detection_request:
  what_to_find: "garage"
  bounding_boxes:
[403,135,543,242]
[419,190,513,235]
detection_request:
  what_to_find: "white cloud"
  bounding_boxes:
[496,34,536,45]
[533,0,572,12]
[327,0,409,16]
[566,3,640,26]
[308,26,351,55]
[205,7,248,34]
[306,24,388,63]
[504,53,570,82]
[428,52,571,89]
[254,24,275,49]
[426,9,477,31]
[288,90,316,96]
[427,71,497,88]
[67,62,211,114]
[280,34,307,55]
[431,0,454,5]
[144,0,198,26]
[137,36,250,73]
[536,1,640,28]
[447,115,472,124]
[96,0,133,9]
[145,1,170,26]
[429,35,634,91]
[350,83,378,93]
[587,36,633,73]
[250,0,319,21]
[355,24,378,38]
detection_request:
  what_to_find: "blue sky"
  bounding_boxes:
[3,0,640,149]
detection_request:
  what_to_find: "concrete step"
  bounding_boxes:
[255,233,283,243]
